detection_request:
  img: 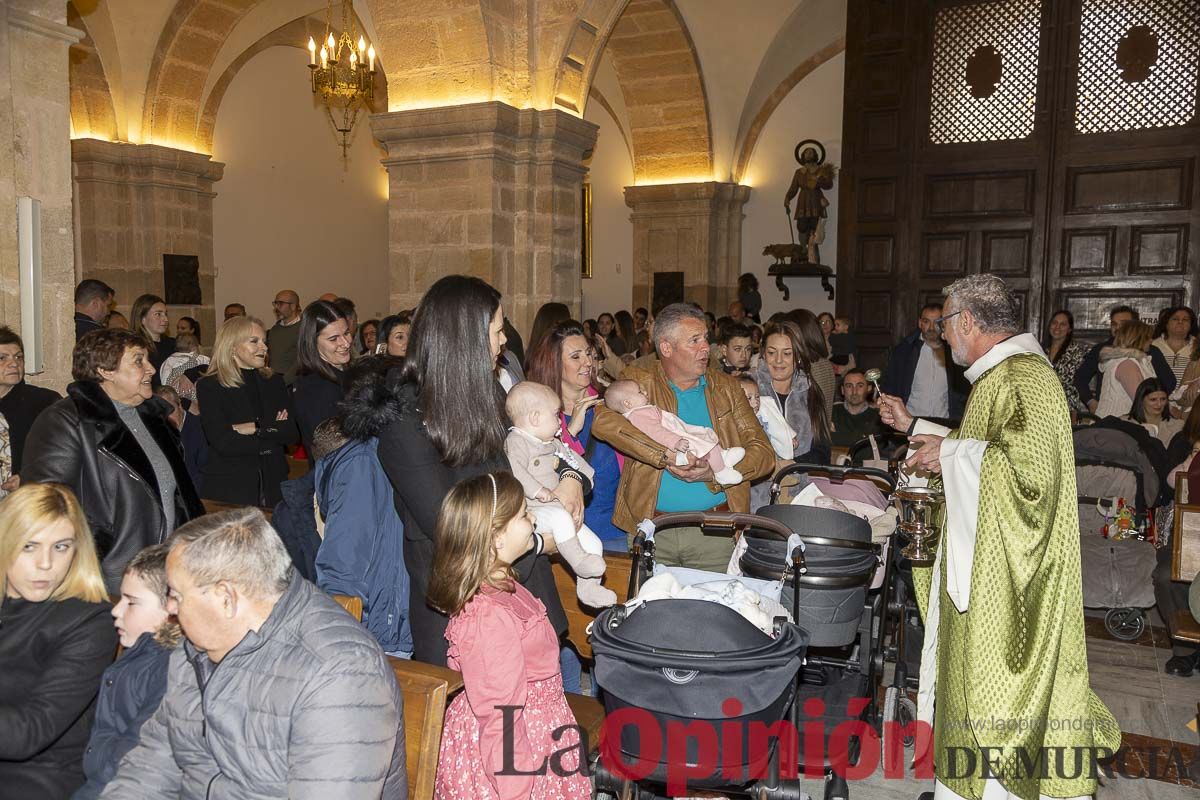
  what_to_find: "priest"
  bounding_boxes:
[878,274,1120,800]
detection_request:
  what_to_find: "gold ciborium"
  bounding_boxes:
[893,485,943,566]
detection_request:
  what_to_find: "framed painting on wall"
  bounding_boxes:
[581,182,593,279]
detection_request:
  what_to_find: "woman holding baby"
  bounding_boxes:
[373,275,574,667]
[526,320,627,553]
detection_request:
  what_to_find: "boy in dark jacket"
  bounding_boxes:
[73,545,177,800]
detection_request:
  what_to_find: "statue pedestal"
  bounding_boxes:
[766,259,834,302]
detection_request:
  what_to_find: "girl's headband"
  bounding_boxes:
[488,473,497,519]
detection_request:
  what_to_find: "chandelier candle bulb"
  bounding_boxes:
[327,33,335,53]
[349,51,357,69]
[367,45,375,72]
[358,36,366,54]
[307,37,316,65]
[319,45,327,69]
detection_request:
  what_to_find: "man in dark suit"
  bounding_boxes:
[881,302,969,422]
[74,279,113,340]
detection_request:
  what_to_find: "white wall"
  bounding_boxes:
[212,45,389,326]
[581,55,635,321]
[740,52,844,319]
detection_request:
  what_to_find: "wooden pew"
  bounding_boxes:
[389,658,465,800]
[550,552,633,660]
[1167,475,1200,647]
[331,594,363,621]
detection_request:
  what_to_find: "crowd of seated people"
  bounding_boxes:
[1,269,1199,798]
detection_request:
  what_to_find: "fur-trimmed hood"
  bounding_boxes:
[336,359,407,440]
[1098,346,1151,367]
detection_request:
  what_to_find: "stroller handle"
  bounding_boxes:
[769,462,897,503]
[651,510,796,540]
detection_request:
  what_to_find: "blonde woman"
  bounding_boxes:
[196,316,298,507]
[0,483,116,799]
[1095,319,1156,419]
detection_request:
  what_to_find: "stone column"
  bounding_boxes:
[0,3,83,391]
[72,139,224,344]
[623,182,752,315]
[370,101,598,335]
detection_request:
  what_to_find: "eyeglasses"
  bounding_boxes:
[932,310,962,332]
[272,300,295,307]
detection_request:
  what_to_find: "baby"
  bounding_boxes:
[604,379,746,485]
[504,382,617,609]
[738,375,796,460]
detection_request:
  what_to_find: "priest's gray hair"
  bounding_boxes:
[652,303,707,350]
[943,274,1021,335]
[168,507,292,600]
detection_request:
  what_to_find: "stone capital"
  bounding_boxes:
[370,101,597,170]
[372,101,598,333]
[5,8,84,45]
[71,139,225,193]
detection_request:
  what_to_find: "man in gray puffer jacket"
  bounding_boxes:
[100,507,407,799]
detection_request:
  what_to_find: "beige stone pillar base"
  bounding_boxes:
[370,101,598,336]
[623,182,752,315]
[72,139,224,343]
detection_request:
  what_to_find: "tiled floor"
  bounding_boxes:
[584,610,1200,798]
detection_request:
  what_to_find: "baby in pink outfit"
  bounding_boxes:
[604,379,746,485]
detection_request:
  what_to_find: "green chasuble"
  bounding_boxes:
[911,338,1120,800]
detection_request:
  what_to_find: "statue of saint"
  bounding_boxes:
[784,141,836,264]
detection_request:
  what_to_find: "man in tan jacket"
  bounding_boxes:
[593,303,774,570]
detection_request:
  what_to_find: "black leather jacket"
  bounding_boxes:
[22,380,204,592]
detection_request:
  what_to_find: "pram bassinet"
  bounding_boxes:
[592,598,808,788]
[740,504,878,647]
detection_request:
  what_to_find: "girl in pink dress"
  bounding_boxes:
[428,471,592,800]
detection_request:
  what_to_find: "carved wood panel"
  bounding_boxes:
[839,0,1200,364]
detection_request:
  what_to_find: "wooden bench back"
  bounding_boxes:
[331,594,363,621]
[550,552,633,659]
[389,658,464,800]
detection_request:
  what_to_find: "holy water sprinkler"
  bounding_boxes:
[864,367,883,399]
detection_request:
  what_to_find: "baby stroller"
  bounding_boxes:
[1074,424,1161,640]
[752,463,921,799]
[590,512,810,800]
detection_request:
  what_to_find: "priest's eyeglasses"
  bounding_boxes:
[933,310,962,332]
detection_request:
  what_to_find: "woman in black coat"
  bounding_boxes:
[0,483,117,799]
[368,275,580,666]
[196,317,298,507]
[22,329,204,592]
[293,300,352,457]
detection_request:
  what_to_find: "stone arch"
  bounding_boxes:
[552,0,712,184]
[142,0,264,151]
[731,37,844,184]
[366,0,495,111]
[67,2,119,141]
[196,13,386,154]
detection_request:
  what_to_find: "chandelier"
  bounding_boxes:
[306,1,376,159]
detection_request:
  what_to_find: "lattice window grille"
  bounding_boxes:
[929,0,1042,144]
[1075,0,1200,134]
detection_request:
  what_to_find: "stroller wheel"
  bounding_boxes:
[1104,607,1145,641]
[824,773,849,800]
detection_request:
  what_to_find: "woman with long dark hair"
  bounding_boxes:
[370,275,575,666]
[292,299,352,456]
[1042,309,1087,412]
[755,320,830,464]
[738,273,762,322]
[614,310,638,355]
[785,309,836,428]
[1127,377,1181,446]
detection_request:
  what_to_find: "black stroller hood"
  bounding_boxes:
[592,599,807,717]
